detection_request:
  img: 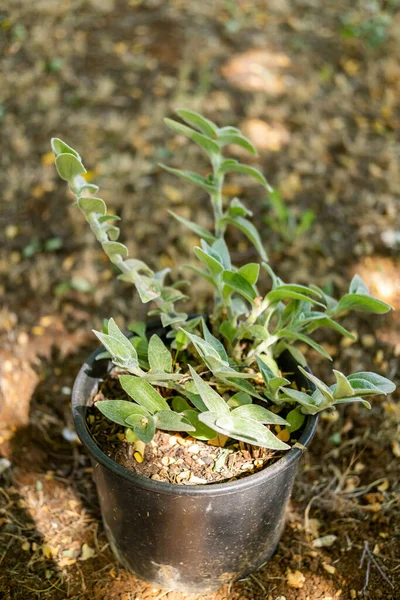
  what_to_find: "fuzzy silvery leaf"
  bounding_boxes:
[332,370,354,399]
[222,271,256,304]
[349,274,370,295]
[227,197,253,217]
[237,263,260,286]
[107,318,132,348]
[189,365,230,415]
[164,118,220,156]
[182,409,217,440]
[96,400,150,427]
[219,216,267,261]
[105,225,120,241]
[194,247,224,277]
[148,334,172,373]
[123,259,154,276]
[98,214,121,223]
[211,238,232,270]
[51,138,80,158]
[154,410,195,433]
[347,372,395,394]
[77,197,106,215]
[80,183,100,196]
[119,375,170,414]
[176,109,218,137]
[334,397,371,409]
[128,321,147,338]
[125,413,156,443]
[168,210,216,244]
[298,366,333,404]
[285,407,306,433]
[93,330,137,366]
[102,241,129,263]
[215,131,257,155]
[300,314,356,340]
[214,415,290,450]
[218,162,271,190]
[160,311,188,328]
[159,164,217,192]
[55,153,86,181]
[231,404,288,425]
[279,387,320,414]
[227,392,253,408]
[277,329,332,361]
[266,287,325,307]
[182,387,208,412]
[95,350,111,361]
[331,293,392,316]
[202,320,229,363]
[217,376,265,400]
[182,329,229,371]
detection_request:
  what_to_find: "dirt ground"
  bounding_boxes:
[1,0,400,598]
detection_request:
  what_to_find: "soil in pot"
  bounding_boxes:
[87,369,308,485]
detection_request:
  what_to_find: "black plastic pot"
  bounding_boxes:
[72,327,318,593]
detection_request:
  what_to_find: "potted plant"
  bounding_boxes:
[52,110,395,593]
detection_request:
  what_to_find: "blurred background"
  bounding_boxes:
[0,1,399,599]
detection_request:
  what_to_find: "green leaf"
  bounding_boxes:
[102,241,129,263]
[176,109,218,137]
[216,132,257,155]
[219,321,237,344]
[125,413,155,443]
[286,408,306,433]
[164,118,220,156]
[77,197,106,215]
[55,153,86,181]
[128,322,147,338]
[237,263,260,285]
[332,294,392,316]
[218,163,271,190]
[227,392,253,408]
[297,366,333,404]
[222,271,256,303]
[202,320,229,363]
[231,404,288,425]
[51,138,80,158]
[215,415,290,450]
[182,409,217,440]
[256,356,276,382]
[159,164,217,192]
[148,334,172,373]
[168,210,216,244]
[119,375,170,413]
[332,370,354,399]
[266,288,325,306]
[98,214,121,223]
[194,247,224,277]
[227,197,253,217]
[96,400,149,427]
[347,372,396,394]
[277,329,332,361]
[172,396,192,412]
[219,216,267,261]
[93,330,134,363]
[189,365,230,415]
[155,410,195,432]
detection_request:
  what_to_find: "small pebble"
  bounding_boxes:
[188,444,200,454]
[161,456,176,466]
[322,562,336,574]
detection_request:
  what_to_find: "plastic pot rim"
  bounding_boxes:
[72,344,319,497]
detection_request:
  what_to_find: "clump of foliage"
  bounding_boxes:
[52,110,395,452]
[340,0,398,48]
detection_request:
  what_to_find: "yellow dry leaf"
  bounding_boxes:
[377,479,389,492]
[41,544,56,559]
[286,568,305,588]
[79,543,95,561]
